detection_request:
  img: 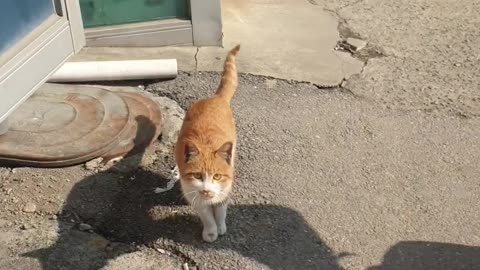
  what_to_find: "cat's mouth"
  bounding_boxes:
[199,190,215,199]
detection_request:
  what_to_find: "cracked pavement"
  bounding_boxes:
[325,0,480,117]
[148,72,480,269]
[1,0,480,269]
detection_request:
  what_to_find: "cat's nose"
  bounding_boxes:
[199,190,214,198]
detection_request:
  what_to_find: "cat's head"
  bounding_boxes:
[179,141,234,205]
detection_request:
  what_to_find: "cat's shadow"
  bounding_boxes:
[93,169,344,270]
[28,168,344,269]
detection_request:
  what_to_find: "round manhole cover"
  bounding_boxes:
[0,84,130,167]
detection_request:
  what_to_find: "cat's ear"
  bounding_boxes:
[184,142,199,163]
[216,142,233,165]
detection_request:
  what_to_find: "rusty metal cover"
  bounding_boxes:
[0,84,130,167]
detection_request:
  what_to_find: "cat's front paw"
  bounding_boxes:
[202,225,218,242]
[217,223,227,235]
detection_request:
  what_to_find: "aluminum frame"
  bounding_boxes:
[0,0,85,126]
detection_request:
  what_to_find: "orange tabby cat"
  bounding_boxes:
[174,45,240,242]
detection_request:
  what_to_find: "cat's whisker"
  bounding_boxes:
[219,198,228,206]
[217,190,229,205]
[193,194,207,209]
[191,193,198,208]
[181,190,197,199]
[199,197,207,207]
[184,190,197,196]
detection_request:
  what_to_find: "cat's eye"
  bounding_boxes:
[192,173,202,179]
[213,174,222,180]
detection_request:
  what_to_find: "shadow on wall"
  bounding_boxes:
[23,116,344,270]
[368,241,480,270]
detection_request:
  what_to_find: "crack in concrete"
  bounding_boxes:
[242,72,339,90]
[306,0,365,9]
[239,72,364,99]
[321,3,388,93]
[194,47,200,72]
[305,0,320,5]
[332,48,354,90]
[313,80,366,100]
[337,0,366,11]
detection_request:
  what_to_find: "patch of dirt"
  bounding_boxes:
[0,166,87,229]
[0,127,189,269]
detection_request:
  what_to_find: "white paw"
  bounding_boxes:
[217,223,227,235]
[153,166,180,194]
[202,225,218,242]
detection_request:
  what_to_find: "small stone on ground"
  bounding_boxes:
[346,37,367,51]
[78,223,93,231]
[22,202,36,213]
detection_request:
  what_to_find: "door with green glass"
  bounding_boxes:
[80,0,192,47]
[80,0,223,47]
[80,0,189,28]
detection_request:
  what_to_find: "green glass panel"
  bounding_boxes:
[79,0,189,28]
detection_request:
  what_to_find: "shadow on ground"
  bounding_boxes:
[22,117,342,269]
[368,241,480,270]
[22,117,480,270]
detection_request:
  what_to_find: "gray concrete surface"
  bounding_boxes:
[147,72,480,269]
[2,72,478,270]
[73,0,364,87]
[1,0,480,269]
[196,0,364,86]
[321,0,480,117]
[74,0,480,115]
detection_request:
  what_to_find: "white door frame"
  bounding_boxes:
[190,0,222,46]
[0,0,85,129]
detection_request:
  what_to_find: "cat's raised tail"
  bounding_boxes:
[215,44,241,103]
